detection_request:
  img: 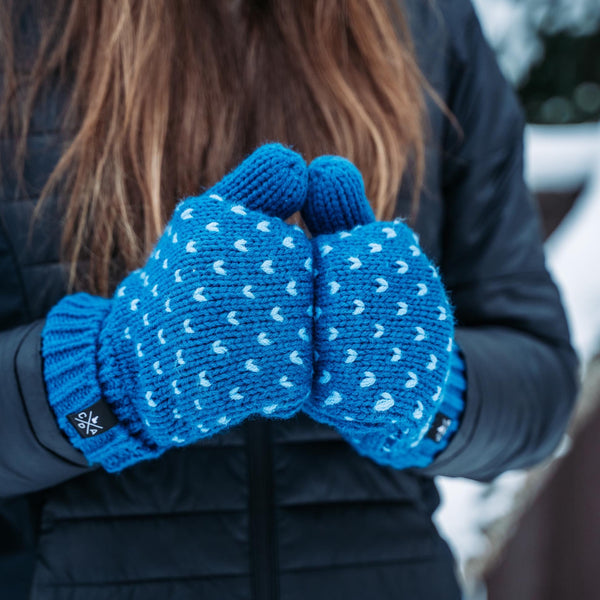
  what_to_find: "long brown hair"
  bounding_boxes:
[0,0,426,296]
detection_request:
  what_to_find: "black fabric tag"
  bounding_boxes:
[67,400,118,438]
[426,412,452,443]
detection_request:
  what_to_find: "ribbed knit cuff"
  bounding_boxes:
[42,293,163,472]
[346,341,466,470]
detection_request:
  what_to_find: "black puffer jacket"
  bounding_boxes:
[0,1,578,598]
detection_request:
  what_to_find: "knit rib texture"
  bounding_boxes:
[42,144,313,472]
[301,156,458,462]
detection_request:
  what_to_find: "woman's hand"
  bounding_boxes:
[301,156,455,457]
[42,144,314,472]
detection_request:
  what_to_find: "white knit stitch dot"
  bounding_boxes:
[427,354,438,370]
[414,327,426,341]
[360,371,376,387]
[180,208,193,220]
[369,243,382,253]
[413,401,424,419]
[245,359,260,372]
[396,260,409,274]
[174,269,183,283]
[405,372,418,388]
[145,391,156,407]
[286,281,297,296]
[151,284,158,297]
[217,415,231,426]
[430,265,439,278]
[375,278,389,293]
[143,313,150,326]
[194,400,202,411]
[261,260,275,274]
[124,327,131,340]
[163,258,169,270]
[438,306,448,320]
[193,287,207,302]
[154,250,161,260]
[117,286,126,297]
[257,221,270,232]
[382,227,397,239]
[227,311,240,326]
[409,244,421,257]
[353,299,365,315]
[298,327,310,342]
[315,307,322,320]
[374,393,395,412]
[320,245,333,257]
[432,386,442,402]
[213,260,226,275]
[243,285,255,299]
[348,257,362,270]
[396,302,408,316]
[173,408,182,419]
[328,281,340,295]
[136,343,143,358]
[176,349,185,365]
[172,232,178,244]
[153,361,163,375]
[391,347,402,362]
[279,376,294,388]
[206,221,219,232]
[319,370,331,384]
[262,404,279,415]
[270,307,284,322]
[229,387,243,401]
[304,257,313,271]
[289,351,303,365]
[184,319,194,334]
[257,332,272,346]
[282,236,295,249]
[158,329,166,344]
[325,391,342,405]
[339,231,352,239]
[234,239,248,252]
[172,436,185,444]
[345,349,358,364]
[209,193,223,201]
[373,324,384,338]
[198,371,211,387]
[212,340,228,354]
[447,337,453,352]
[172,380,182,395]
[231,205,247,215]
[165,298,172,312]
[130,299,140,311]
[186,240,197,253]
[328,327,339,341]
[417,283,428,296]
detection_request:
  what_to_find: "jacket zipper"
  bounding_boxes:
[246,419,278,600]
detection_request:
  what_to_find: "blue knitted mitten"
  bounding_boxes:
[42,144,313,472]
[301,156,455,455]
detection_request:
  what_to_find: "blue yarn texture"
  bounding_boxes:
[42,144,314,472]
[301,156,462,467]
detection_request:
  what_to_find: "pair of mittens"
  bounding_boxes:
[300,156,455,458]
[42,144,314,472]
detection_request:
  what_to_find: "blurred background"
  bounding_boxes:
[432,1,600,598]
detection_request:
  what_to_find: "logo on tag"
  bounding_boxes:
[426,412,452,443]
[67,400,118,438]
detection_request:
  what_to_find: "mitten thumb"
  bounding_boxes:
[302,155,375,235]
[208,143,307,220]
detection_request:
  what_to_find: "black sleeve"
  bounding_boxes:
[420,1,579,481]
[0,321,91,498]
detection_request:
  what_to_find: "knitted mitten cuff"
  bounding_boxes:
[345,342,466,469]
[42,293,163,472]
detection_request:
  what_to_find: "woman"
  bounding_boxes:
[0,1,577,598]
